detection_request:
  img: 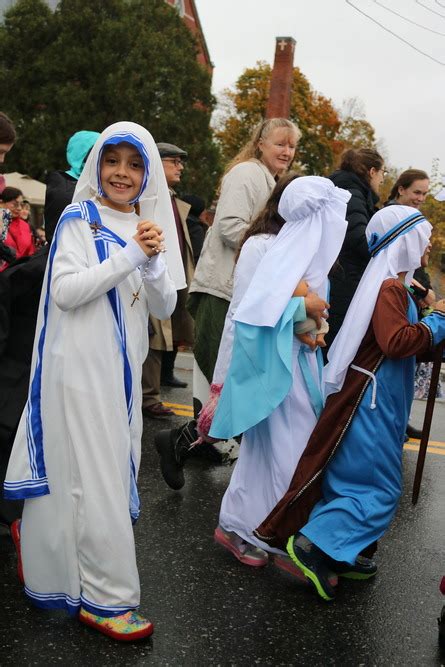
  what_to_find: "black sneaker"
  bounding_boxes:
[286,534,336,601]
[334,555,377,580]
[161,374,188,388]
[406,423,422,440]
[154,421,197,490]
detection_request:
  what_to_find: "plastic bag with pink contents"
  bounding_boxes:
[194,383,223,445]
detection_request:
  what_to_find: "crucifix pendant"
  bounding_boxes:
[131,291,140,307]
[89,221,102,235]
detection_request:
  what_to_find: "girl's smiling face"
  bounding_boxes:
[397,179,430,208]
[99,142,145,212]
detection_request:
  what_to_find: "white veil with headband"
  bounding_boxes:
[233,176,351,328]
[73,121,186,290]
[324,205,432,398]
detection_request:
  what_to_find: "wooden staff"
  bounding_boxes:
[412,341,444,504]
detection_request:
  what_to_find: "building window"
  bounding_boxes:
[173,0,185,16]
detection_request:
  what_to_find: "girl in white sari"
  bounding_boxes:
[5,122,183,641]
[198,176,349,567]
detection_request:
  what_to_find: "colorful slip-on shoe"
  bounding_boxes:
[10,519,24,585]
[274,553,338,587]
[334,555,377,580]
[79,608,154,641]
[214,526,269,567]
[286,534,336,601]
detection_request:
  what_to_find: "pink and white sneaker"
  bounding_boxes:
[214,526,268,567]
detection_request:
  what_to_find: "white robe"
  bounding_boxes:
[214,235,321,554]
[5,201,176,615]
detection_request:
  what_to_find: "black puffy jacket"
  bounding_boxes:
[326,169,379,347]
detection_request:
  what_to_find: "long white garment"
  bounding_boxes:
[6,202,176,615]
[234,176,350,327]
[216,235,320,554]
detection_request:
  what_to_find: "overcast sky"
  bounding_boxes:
[195,0,445,177]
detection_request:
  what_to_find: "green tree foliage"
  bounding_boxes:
[420,159,445,284]
[0,0,221,201]
[0,0,56,176]
[335,98,377,154]
[336,116,376,151]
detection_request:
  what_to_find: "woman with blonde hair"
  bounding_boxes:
[155,118,317,489]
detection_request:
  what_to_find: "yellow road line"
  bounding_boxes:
[406,438,445,448]
[164,402,445,455]
[164,402,194,410]
[404,443,445,456]
[163,401,194,416]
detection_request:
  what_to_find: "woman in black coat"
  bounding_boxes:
[325,148,385,349]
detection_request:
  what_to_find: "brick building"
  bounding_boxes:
[266,37,296,120]
[165,0,213,74]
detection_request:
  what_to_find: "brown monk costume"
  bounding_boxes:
[254,278,434,550]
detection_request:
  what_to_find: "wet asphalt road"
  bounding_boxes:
[1,360,445,666]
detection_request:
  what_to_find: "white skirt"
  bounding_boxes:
[219,338,320,554]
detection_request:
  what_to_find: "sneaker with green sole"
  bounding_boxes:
[286,534,336,601]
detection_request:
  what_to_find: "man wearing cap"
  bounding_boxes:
[141,142,195,418]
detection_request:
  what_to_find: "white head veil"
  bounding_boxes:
[234,175,351,327]
[324,205,432,397]
[73,121,186,290]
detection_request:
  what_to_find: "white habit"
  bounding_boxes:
[5,202,176,615]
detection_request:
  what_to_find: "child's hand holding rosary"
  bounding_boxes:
[130,221,166,306]
[133,220,165,257]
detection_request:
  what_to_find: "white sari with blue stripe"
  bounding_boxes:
[5,199,176,616]
[211,235,325,555]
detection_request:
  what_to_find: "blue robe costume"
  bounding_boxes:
[301,291,424,563]
[255,279,445,561]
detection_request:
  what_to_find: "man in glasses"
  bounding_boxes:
[141,142,195,418]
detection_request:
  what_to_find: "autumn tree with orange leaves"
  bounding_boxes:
[215,62,377,176]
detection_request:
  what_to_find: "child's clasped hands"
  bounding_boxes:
[134,220,165,257]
